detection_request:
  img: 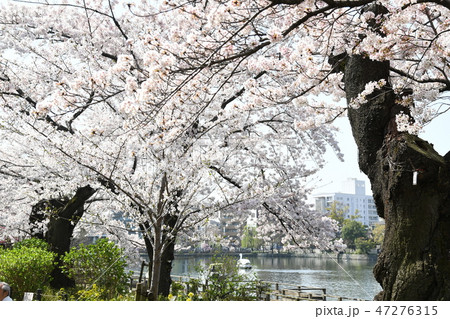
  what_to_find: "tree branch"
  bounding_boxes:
[209,166,242,189]
[390,66,450,91]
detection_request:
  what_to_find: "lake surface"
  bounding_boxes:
[172,255,381,300]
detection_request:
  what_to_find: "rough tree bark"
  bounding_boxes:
[30,185,96,289]
[344,55,450,300]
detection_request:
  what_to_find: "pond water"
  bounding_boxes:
[172,255,381,300]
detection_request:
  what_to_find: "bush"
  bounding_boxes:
[61,238,132,300]
[0,239,56,300]
[73,284,105,301]
[13,237,51,251]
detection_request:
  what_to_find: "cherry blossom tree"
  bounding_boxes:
[2,0,448,301]
[0,0,340,299]
[120,0,449,300]
[139,0,449,300]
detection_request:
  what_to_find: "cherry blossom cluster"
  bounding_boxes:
[349,80,388,109]
[1,0,448,259]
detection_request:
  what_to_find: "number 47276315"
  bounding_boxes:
[375,305,438,316]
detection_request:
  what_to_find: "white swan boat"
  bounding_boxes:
[237,253,252,269]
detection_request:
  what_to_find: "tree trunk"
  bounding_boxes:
[149,217,163,301]
[344,55,450,300]
[146,173,178,300]
[139,213,177,299]
[157,213,177,296]
[158,238,175,296]
[30,185,96,289]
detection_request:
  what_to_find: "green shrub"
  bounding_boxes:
[74,284,105,301]
[0,239,56,300]
[169,281,185,297]
[61,238,132,300]
[13,238,51,251]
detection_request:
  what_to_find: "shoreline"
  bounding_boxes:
[173,251,378,261]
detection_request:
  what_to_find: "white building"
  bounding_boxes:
[313,178,381,226]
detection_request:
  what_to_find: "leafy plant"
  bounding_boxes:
[61,238,132,300]
[0,239,56,300]
[13,238,51,251]
[74,284,105,301]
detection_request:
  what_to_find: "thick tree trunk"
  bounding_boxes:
[149,217,163,301]
[372,135,450,300]
[158,236,176,296]
[30,185,96,289]
[139,214,177,299]
[344,55,450,300]
[157,213,177,296]
[147,215,179,300]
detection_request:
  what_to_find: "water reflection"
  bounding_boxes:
[172,255,381,300]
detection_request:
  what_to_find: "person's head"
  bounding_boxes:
[0,282,11,300]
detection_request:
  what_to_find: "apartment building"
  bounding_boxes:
[313,178,381,226]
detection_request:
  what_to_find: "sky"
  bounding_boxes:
[310,109,450,198]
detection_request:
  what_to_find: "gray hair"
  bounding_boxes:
[0,282,11,295]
